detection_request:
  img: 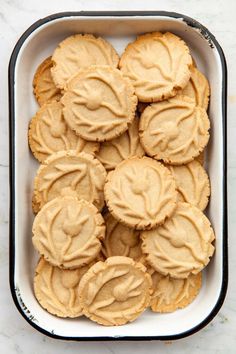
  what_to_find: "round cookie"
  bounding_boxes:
[34,257,90,317]
[148,268,202,313]
[102,213,143,262]
[179,67,210,110]
[96,116,145,170]
[33,150,106,213]
[119,32,192,102]
[78,256,152,326]
[167,160,210,210]
[32,197,105,268]
[139,95,210,165]
[51,34,119,89]
[61,65,137,142]
[33,57,62,106]
[141,202,215,279]
[28,100,99,163]
[104,157,177,230]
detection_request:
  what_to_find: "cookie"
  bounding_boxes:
[148,268,202,312]
[102,213,143,261]
[96,116,145,170]
[104,157,177,230]
[28,100,99,163]
[51,34,119,89]
[179,67,210,110]
[78,256,152,326]
[33,150,106,213]
[33,57,62,106]
[34,257,91,317]
[32,196,105,268]
[61,65,137,142]
[167,160,210,210]
[119,32,192,102]
[139,95,210,165]
[141,202,215,278]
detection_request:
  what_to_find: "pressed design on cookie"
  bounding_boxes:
[28,100,99,163]
[139,95,210,164]
[119,32,192,102]
[141,202,215,278]
[148,268,202,312]
[179,66,210,110]
[96,116,144,170]
[33,150,106,213]
[104,157,177,230]
[32,197,105,268]
[62,65,137,142]
[167,160,210,210]
[102,213,143,261]
[34,257,91,317]
[33,57,62,106]
[78,256,152,326]
[51,34,119,89]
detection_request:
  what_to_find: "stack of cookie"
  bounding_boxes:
[28,32,214,326]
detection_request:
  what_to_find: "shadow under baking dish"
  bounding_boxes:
[9,11,228,341]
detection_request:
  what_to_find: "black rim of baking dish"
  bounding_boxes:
[9,10,228,341]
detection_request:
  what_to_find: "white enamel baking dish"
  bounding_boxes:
[9,11,228,341]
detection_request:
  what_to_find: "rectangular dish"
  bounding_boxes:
[9,11,228,341]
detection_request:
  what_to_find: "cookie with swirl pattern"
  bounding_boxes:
[28,100,99,163]
[141,202,215,279]
[139,95,210,165]
[96,116,144,170]
[33,150,106,213]
[119,32,192,102]
[104,157,177,230]
[62,65,137,142]
[179,66,210,110]
[167,160,210,211]
[51,34,119,89]
[33,57,62,106]
[148,268,202,312]
[78,256,152,326]
[34,257,92,317]
[32,196,105,268]
[102,213,144,262]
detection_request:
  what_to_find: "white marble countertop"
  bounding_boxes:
[0,0,235,353]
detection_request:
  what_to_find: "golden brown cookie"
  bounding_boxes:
[61,65,137,142]
[34,257,90,317]
[51,34,119,89]
[104,157,177,230]
[102,213,143,261]
[32,197,105,268]
[148,268,202,312]
[33,57,61,106]
[141,202,215,278]
[33,150,106,213]
[139,95,210,165]
[167,160,210,210]
[28,101,99,163]
[179,67,210,110]
[78,256,152,326]
[96,116,144,170]
[119,32,192,102]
